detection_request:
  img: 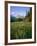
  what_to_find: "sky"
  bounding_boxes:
[10,6,30,18]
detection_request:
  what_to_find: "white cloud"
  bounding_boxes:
[11,12,15,15]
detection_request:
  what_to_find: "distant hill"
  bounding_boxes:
[10,15,16,22]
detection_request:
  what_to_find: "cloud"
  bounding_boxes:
[11,12,15,15]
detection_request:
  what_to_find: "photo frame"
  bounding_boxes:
[5,1,36,45]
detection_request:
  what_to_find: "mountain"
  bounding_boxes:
[16,14,25,19]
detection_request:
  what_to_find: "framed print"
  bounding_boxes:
[5,1,36,45]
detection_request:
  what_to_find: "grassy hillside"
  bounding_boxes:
[10,22,32,39]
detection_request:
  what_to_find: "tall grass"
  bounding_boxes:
[10,22,32,39]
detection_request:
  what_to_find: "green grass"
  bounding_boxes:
[10,22,32,39]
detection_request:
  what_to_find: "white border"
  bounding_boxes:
[8,3,34,43]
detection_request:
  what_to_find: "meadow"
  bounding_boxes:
[10,7,32,39]
[10,22,32,39]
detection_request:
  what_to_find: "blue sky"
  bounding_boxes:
[10,6,30,17]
